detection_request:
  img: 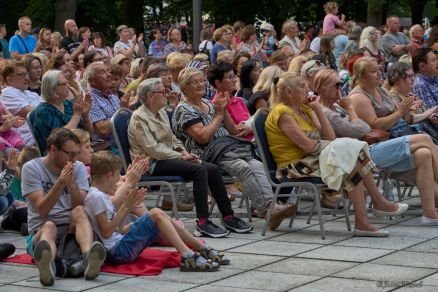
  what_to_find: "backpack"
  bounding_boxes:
[1,205,27,232]
[55,233,85,277]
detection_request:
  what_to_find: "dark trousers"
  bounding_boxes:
[153,159,233,219]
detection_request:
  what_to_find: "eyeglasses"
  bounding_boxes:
[14,72,29,78]
[223,74,237,81]
[404,74,415,81]
[58,147,79,158]
[334,82,342,88]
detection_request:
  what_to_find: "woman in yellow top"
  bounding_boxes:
[265,72,407,237]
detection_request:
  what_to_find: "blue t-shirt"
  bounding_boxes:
[210,43,229,64]
[9,34,37,55]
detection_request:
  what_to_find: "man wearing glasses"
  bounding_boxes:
[22,128,105,286]
[412,47,438,108]
[0,60,41,145]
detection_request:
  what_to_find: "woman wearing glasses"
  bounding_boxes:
[172,68,296,232]
[32,70,93,154]
[210,26,233,64]
[128,77,248,238]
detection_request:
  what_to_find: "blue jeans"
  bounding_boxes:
[106,214,160,265]
[0,192,14,216]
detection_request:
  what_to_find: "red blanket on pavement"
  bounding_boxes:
[5,249,180,276]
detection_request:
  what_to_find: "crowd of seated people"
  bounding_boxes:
[0,4,438,287]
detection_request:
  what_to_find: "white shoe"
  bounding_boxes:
[421,216,438,226]
[353,228,389,237]
[372,203,409,217]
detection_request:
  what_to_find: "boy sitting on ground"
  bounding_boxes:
[84,151,228,271]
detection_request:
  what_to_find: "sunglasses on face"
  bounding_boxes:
[334,82,342,88]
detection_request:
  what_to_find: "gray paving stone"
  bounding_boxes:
[198,237,257,251]
[289,277,392,292]
[405,239,438,253]
[297,245,394,262]
[13,274,125,291]
[212,270,319,291]
[151,267,240,284]
[0,285,53,291]
[383,225,438,239]
[219,253,284,270]
[87,278,196,292]
[418,272,438,287]
[333,263,435,282]
[0,264,38,284]
[228,240,322,256]
[186,285,265,292]
[334,234,428,250]
[256,258,358,277]
[372,251,438,269]
[270,229,352,245]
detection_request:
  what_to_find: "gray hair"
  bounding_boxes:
[387,62,412,87]
[137,78,162,104]
[84,61,105,84]
[41,70,62,101]
[116,24,128,34]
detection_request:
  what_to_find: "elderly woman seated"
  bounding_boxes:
[172,67,297,232]
[265,72,408,237]
[128,78,240,238]
[32,70,93,154]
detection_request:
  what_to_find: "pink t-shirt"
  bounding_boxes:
[212,93,253,141]
[323,13,341,35]
[0,102,24,149]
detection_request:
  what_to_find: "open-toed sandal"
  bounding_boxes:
[180,252,219,272]
[199,247,230,266]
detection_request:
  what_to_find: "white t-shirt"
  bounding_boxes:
[198,40,213,51]
[84,186,123,250]
[0,86,41,145]
[113,40,139,58]
[310,37,321,53]
[22,158,89,234]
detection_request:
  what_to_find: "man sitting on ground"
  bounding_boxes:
[22,128,105,286]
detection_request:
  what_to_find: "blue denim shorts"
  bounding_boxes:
[106,214,160,265]
[369,136,415,172]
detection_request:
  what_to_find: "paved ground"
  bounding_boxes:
[1,190,437,291]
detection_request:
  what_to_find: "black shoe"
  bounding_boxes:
[0,243,15,261]
[223,216,253,233]
[194,220,230,238]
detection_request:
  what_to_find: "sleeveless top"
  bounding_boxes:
[349,86,396,118]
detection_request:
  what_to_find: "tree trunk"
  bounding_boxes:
[54,0,77,33]
[408,0,427,25]
[367,0,383,27]
[121,0,144,35]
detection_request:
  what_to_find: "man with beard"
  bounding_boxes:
[60,19,88,60]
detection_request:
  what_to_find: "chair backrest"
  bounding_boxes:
[252,107,278,185]
[111,107,133,172]
[27,109,44,154]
